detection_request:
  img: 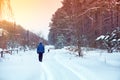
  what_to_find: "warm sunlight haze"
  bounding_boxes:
[10,0,62,39]
[0,1,120,80]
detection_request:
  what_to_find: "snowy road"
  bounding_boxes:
[42,50,80,80]
[0,47,120,80]
[43,49,96,80]
[0,49,81,80]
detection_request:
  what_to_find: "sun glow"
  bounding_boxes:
[0,0,14,22]
[10,0,62,39]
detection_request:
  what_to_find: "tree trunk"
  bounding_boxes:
[77,40,83,57]
[1,51,3,57]
[108,48,113,53]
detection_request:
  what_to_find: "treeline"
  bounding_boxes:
[0,20,45,50]
[48,0,120,49]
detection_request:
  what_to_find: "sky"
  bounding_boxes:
[10,0,62,39]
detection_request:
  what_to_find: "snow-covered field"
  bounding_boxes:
[0,46,120,80]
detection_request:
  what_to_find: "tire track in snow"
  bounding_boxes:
[41,63,55,80]
[47,60,80,80]
[55,58,95,80]
[43,50,80,80]
[54,51,97,80]
[40,68,48,80]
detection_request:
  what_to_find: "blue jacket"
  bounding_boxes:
[37,43,45,54]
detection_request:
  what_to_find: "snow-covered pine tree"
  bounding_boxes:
[96,27,120,53]
[55,34,66,49]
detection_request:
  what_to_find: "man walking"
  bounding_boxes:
[37,42,45,62]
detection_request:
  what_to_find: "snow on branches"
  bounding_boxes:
[96,27,120,53]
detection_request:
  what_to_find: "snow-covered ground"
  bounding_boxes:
[0,46,120,80]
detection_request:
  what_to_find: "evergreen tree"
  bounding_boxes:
[55,34,66,49]
[49,0,120,54]
[96,27,120,53]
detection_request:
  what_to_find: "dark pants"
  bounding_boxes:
[38,53,43,62]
